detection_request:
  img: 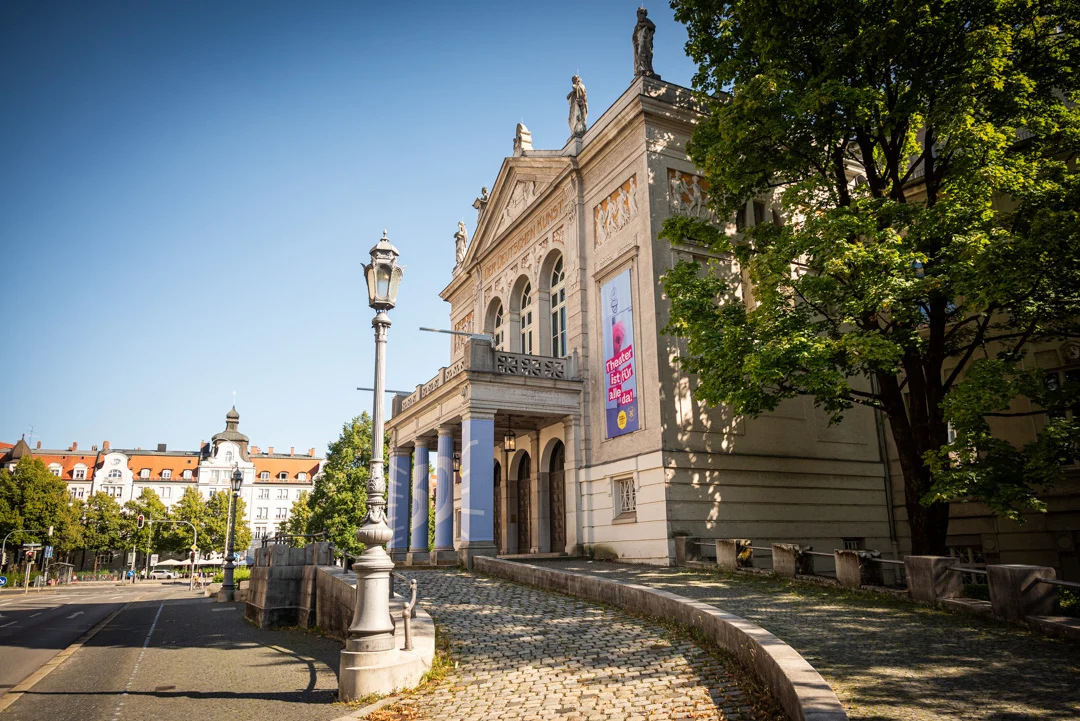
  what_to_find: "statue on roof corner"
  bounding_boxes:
[568,75,588,138]
[513,123,533,155]
[633,8,659,79]
[454,221,468,268]
[472,186,489,220]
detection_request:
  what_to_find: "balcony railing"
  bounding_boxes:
[397,339,578,413]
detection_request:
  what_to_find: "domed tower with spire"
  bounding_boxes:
[211,406,251,461]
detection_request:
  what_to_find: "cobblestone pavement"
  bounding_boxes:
[395,570,770,721]
[537,559,1080,721]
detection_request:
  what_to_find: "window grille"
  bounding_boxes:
[615,477,636,517]
[842,538,865,551]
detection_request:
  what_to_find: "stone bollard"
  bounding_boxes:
[987,564,1059,621]
[772,543,813,578]
[904,556,962,604]
[673,536,697,567]
[834,549,884,589]
[716,539,752,571]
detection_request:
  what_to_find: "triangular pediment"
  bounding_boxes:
[461,156,569,270]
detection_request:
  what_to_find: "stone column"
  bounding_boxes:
[562,417,582,555]
[406,440,430,564]
[460,412,497,569]
[530,433,543,553]
[387,447,411,563]
[432,426,457,565]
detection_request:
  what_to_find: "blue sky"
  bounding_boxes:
[0,1,698,455]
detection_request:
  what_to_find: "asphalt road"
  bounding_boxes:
[0,585,342,721]
[0,582,195,697]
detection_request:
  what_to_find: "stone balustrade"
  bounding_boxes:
[395,338,579,416]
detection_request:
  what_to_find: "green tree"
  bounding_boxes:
[164,487,208,554]
[83,491,124,570]
[205,491,252,557]
[305,414,373,555]
[122,488,169,559]
[0,458,81,552]
[283,491,313,547]
[664,0,1080,554]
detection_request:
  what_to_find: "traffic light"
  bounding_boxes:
[25,550,35,560]
[137,514,145,529]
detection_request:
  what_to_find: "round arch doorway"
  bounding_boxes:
[548,441,566,553]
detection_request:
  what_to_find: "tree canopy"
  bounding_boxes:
[0,458,82,553]
[664,0,1080,553]
[300,414,374,555]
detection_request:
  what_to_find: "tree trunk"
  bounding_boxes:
[890,419,951,555]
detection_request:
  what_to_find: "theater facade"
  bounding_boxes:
[383,62,894,568]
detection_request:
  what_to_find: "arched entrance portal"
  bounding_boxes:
[517,453,531,553]
[548,441,565,553]
[493,459,503,554]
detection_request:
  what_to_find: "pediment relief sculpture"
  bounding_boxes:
[503,180,538,229]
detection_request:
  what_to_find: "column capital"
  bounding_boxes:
[413,437,430,450]
[437,424,456,437]
[463,410,496,422]
[390,446,412,458]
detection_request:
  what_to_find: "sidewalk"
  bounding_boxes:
[537,559,1080,721]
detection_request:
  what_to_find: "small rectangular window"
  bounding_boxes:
[843,538,865,551]
[161,469,171,479]
[614,476,636,519]
[140,469,150,479]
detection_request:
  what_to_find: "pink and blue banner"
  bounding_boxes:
[602,268,639,438]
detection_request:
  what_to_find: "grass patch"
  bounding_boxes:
[1060,588,1079,619]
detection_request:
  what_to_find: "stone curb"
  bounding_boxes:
[474,556,848,721]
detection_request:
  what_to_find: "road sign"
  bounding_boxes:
[127,570,134,578]
[44,545,53,559]
[126,552,135,564]
[150,553,159,566]
[0,576,7,587]
[22,543,41,549]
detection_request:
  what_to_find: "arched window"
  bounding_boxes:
[549,257,567,357]
[519,282,534,354]
[108,469,122,479]
[224,451,234,463]
[493,302,505,351]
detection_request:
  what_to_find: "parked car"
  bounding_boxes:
[148,569,178,579]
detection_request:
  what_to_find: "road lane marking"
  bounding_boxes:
[66,611,85,619]
[0,593,151,712]
[110,601,164,721]
[30,613,42,618]
[1,621,16,627]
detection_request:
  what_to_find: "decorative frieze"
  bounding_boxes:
[594,175,638,247]
[482,196,566,279]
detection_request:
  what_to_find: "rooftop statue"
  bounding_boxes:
[472,186,489,220]
[454,221,468,268]
[513,123,533,155]
[633,8,659,79]
[568,75,588,138]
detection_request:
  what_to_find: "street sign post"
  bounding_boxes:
[0,576,7,587]
[44,545,53,559]
[150,553,159,567]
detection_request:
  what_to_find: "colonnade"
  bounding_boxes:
[387,414,497,567]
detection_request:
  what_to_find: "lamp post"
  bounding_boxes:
[502,429,515,552]
[346,230,404,657]
[222,468,244,601]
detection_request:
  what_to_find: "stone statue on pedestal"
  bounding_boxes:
[568,75,588,138]
[513,124,533,155]
[454,221,468,268]
[633,8,659,79]
[472,186,489,220]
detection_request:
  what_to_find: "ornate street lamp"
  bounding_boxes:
[346,230,403,659]
[222,467,244,601]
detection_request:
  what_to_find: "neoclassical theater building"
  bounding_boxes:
[384,17,891,568]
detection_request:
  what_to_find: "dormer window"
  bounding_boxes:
[48,463,62,477]
[297,472,307,481]
[161,469,172,479]
[260,471,269,480]
[183,469,192,479]
[277,472,288,481]
[140,468,151,479]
